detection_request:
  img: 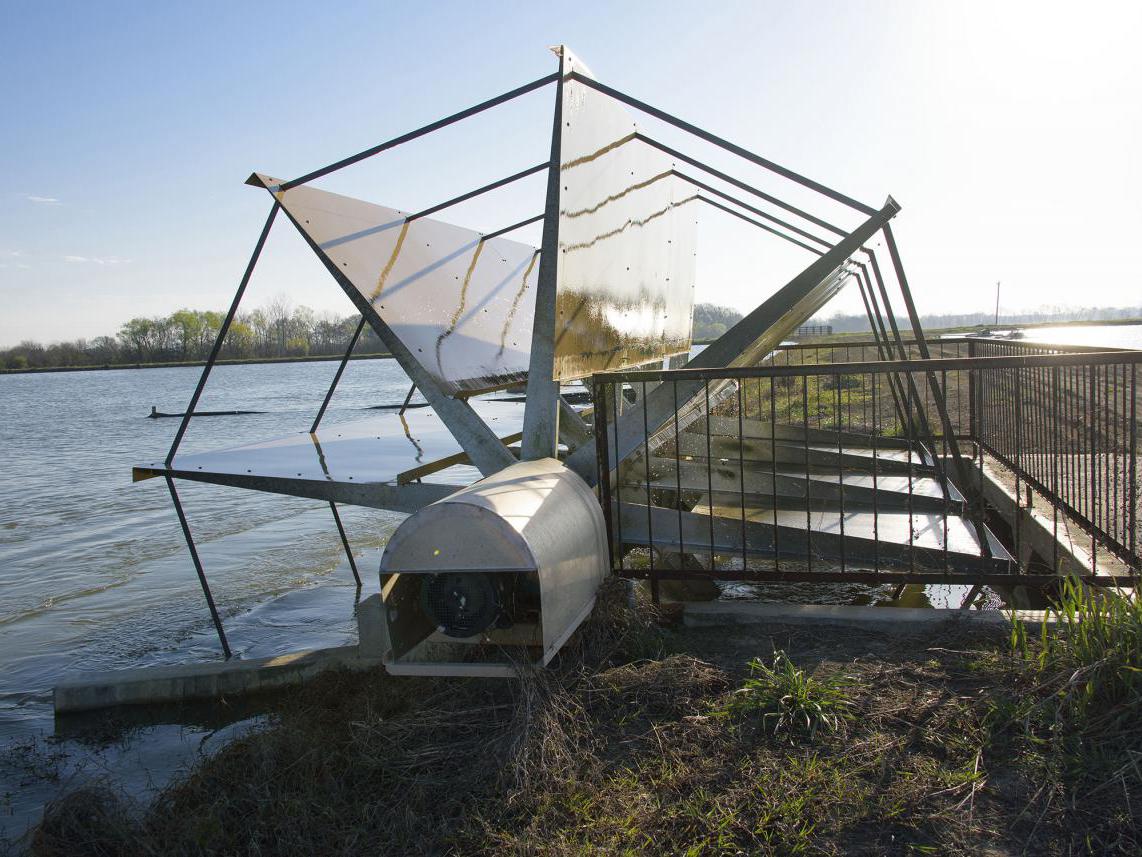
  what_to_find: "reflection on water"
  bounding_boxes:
[1010,323,1142,350]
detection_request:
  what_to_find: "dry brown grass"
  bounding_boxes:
[30,584,1142,856]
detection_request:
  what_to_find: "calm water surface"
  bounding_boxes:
[1006,323,1142,350]
[0,358,425,843]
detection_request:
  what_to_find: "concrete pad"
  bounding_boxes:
[684,601,1052,630]
[356,593,390,658]
[54,646,384,714]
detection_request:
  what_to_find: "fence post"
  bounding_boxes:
[967,338,977,444]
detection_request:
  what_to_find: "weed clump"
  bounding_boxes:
[714,649,853,740]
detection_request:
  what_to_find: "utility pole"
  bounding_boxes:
[994,281,1000,326]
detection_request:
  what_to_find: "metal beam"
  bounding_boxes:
[675,169,833,249]
[569,72,876,216]
[406,162,548,222]
[482,213,544,241]
[167,203,279,466]
[557,396,591,451]
[638,134,847,237]
[280,72,559,190]
[696,196,824,255]
[147,466,463,513]
[881,223,982,507]
[854,268,908,428]
[311,315,367,434]
[165,476,231,658]
[329,502,362,587]
[521,48,568,460]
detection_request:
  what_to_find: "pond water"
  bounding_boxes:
[0,358,423,844]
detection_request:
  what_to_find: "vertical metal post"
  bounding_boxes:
[592,377,616,573]
[801,375,809,575]
[1051,365,1060,572]
[1090,365,1098,569]
[311,316,367,434]
[641,380,656,603]
[672,380,684,563]
[521,48,568,460]
[611,382,625,573]
[1014,366,1023,569]
[968,338,976,441]
[705,380,715,567]
[167,203,280,466]
[738,384,747,577]
[770,377,780,572]
[871,369,880,573]
[329,502,362,587]
[834,374,846,572]
[905,368,916,575]
[165,476,231,658]
[1129,363,1137,570]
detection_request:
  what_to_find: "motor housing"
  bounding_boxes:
[377,458,608,677]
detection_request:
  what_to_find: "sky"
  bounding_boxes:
[1,0,1139,347]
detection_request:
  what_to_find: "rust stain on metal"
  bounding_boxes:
[434,240,486,372]
[498,250,540,358]
[559,131,637,171]
[560,195,697,254]
[561,170,672,219]
[369,219,411,301]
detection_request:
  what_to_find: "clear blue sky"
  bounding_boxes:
[2,0,1139,346]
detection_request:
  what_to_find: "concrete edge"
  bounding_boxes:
[54,594,393,715]
[54,646,385,714]
[684,601,1052,629]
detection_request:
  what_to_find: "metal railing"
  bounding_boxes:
[591,349,1142,598]
[968,338,1139,569]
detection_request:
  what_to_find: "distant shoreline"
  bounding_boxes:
[0,351,396,375]
[3,317,1139,376]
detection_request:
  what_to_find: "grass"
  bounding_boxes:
[1000,580,1142,787]
[713,650,853,740]
[27,580,1142,856]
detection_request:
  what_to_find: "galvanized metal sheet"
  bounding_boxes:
[553,50,697,380]
[134,399,528,490]
[251,174,540,396]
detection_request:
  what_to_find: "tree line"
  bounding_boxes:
[12,298,1128,372]
[1,298,392,370]
[1,301,748,371]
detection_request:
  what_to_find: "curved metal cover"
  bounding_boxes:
[379,458,608,661]
[554,50,697,380]
[252,174,540,396]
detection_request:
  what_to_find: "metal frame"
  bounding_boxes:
[520,48,569,460]
[592,350,1142,596]
[157,45,1063,656]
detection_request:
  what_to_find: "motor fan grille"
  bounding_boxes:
[421,573,500,638]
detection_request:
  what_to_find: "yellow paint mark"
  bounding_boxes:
[448,241,485,331]
[561,170,672,219]
[433,240,486,373]
[369,219,411,301]
[560,195,698,254]
[560,132,637,171]
[498,250,540,357]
